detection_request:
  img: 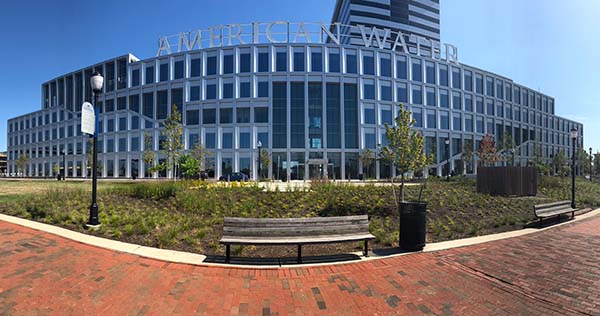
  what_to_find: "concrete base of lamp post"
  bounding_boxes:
[85,223,102,230]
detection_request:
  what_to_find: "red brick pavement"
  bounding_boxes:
[1,215,599,315]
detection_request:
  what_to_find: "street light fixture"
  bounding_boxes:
[570,128,578,209]
[444,138,450,182]
[257,140,262,181]
[87,71,103,228]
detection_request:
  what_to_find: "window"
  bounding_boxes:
[363,83,375,100]
[381,109,392,125]
[276,52,287,71]
[174,60,184,79]
[439,64,448,86]
[223,83,233,99]
[496,102,503,118]
[143,92,154,119]
[156,90,168,120]
[294,51,305,71]
[190,86,201,101]
[514,86,520,104]
[206,84,217,100]
[290,82,305,148]
[346,54,357,74]
[397,56,407,79]
[240,82,250,98]
[426,87,436,106]
[397,83,408,103]
[465,114,473,132]
[452,67,461,89]
[412,108,423,127]
[453,113,462,131]
[105,99,114,112]
[452,91,461,110]
[381,84,392,101]
[186,110,199,125]
[464,70,473,91]
[258,132,268,148]
[363,55,374,75]
[222,133,233,148]
[119,138,127,152]
[439,89,449,108]
[411,85,422,104]
[203,109,216,124]
[239,132,250,148]
[254,107,268,123]
[257,81,269,97]
[506,104,512,120]
[496,80,503,99]
[220,108,233,124]
[188,134,198,150]
[329,52,340,73]
[486,77,494,97]
[486,99,494,116]
[426,110,436,128]
[159,63,169,82]
[475,74,483,94]
[119,117,127,131]
[131,116,139,129]
[440,111,449,129]
[240,53,251,73]
[131,69,140,87]
[145,66,154,84]
[117,97,126,111]
[131,137,140,151]
[191,58,201,77]
[223,54,234,74]
[476,116,484,133]
[476,96,484,113]
[236,107,250,123]
[312,52,323,72]
[205,132,216,148]
[465,94,473,112]
[411,58,422,82]
[258,52,269,72]
[365,132,376,149]
[364,108,375,124]
[380,55,391,77]
[505,84,512,102]
[206,56,217,75]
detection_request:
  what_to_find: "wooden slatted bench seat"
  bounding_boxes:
[220,215,375,263]
[534,200,576,220]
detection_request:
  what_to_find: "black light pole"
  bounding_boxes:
[590,147,593,182]
[87,72,103,228]
[570,128,578,209]
[444,138,450,182]
[257,140,262,181]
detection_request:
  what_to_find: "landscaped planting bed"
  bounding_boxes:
[0,177,598,258]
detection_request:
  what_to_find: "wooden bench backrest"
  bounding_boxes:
[534,200,571,212]
[223,215,370,238]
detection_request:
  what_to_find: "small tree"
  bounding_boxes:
[478,134,500,167]
[463,139,474,174]
[160,104,184,179]
[52,163,59,176]
[191,142,211,178]
[359,148,376,180]
[178,154,200,179]
[594,152,600,180]
[501,131,515,166]
[259,148,271,179]
[16,154,29,175]
[531,142,550,175]
[381,104,428,206]
[143,133,156,177]
[552,150,568,177]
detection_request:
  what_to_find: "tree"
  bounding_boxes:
[259,148,271,179]
[462,139,474,174]
[478,134,500,167]
[531,142,550,175]
[552,150,568,177]
[359,148,376,180]
[52,163,59,176]
[143,132,157,177]
[178,154,200,179]
[191,142,211,178]
[16,154,29,175]
[576,147,589,175]
[594,152,600,180]
[381,104,429,205]
[500,131,515,166]
[160,104,184,179]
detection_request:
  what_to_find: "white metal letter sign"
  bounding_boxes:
[81,102,96,136]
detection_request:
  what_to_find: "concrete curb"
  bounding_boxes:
[1,208,598,269]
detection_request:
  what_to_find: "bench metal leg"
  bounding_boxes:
[364,240,369,257]
[572,211,575,219]
[297,245,302,264]
[225,244,230,263]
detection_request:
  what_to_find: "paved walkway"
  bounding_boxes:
[1,215,600,315]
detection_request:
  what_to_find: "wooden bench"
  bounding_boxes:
[534,200,576,220]
[220,215,375,263]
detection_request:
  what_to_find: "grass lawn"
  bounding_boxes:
[0,177,598,258]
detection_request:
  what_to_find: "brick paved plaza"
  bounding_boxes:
[1,214,599,315]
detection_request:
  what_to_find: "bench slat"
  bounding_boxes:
[534,200,575,219]
[223,224,370,237]
[224,215,368,225]
[536,208,575,218]
[223,220,368,229]
[221,233,375,245]
[534,200,571,211]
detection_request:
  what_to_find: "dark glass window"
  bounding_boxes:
[413,109,423,127]
[363,83,375,100]
[365,133,376,149]
[254,107,268,123]
[381,109,392,125]
[220,108,233,124]
[486,99,494,116]
[156,90,168,120]
[106,62,115,92]
[117,59,127,90]
[439,65,448,86]
[475,74,483,94]
[397,83,408,103]
[496,80,503,99]
[486,77,494,97]
[453,92,462,110]
[476,96,484,113]
[453,114,462,131]
[206,84,217,100]
[496,102,503,118]
[412,85,422,104]
[258,132,268,148]
[143,92,154,119]
[346,54,357,74]
[191,58,201,77]
[258,81,269,97]
[174,60,184,79]
[440,111,449,129]
[272,82,287,148]
[117,97,126,111]
[426,110,436,128]
[327,83,341,148]
[203,109,216,124]
[258,52,269,72]
[464,70,473,91]
[380,57,391,77]
[276,52,287,72]
[223,83,234,99]
[190,86,201,101]
[465,94,473,112]
[240,53,251,73]
[425,61,435,84]
[312,52,323,72]
[426,87,436,106]
[105,99,114,112]
[452,68,461,89]
[239,82,251,98]
[344,83,358,148]
[397,57,407,79]
[131,69,140,87]
[239,132,251,148]
[439,89,449,108]
[294,52,305,71]
[145,66,154,84]
[329,52,340,73]
[505,84,512,102]
[131,116,139,129]
[381,85,392,101]
[119,117,127,131]
[236,107,250,123]
[363,55,374,75]
[186,110,199,125]
[129,95,140,113]
[222,133,233,148]
[364,108,375,124]
[223,54,234,74]
[290,82,305,148]
[411,59,422,82]
[171,88,183,112]
[205,132,216,148]
[159,63,169,82]
[465,115,473,132]
[206,56,217,75]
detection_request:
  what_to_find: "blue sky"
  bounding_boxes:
[0,0,598,152]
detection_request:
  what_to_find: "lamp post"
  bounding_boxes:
[62,149,66,181]
[257,140,262,181]
[444,138,450,182]
[570,128,578,209]
[590,147,593,182]
[87,72,103,228]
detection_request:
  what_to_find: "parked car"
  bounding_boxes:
[219,172,249,182]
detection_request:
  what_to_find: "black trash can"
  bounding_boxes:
[399,202,427,251]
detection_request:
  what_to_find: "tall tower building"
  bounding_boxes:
[331,0,440,45]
